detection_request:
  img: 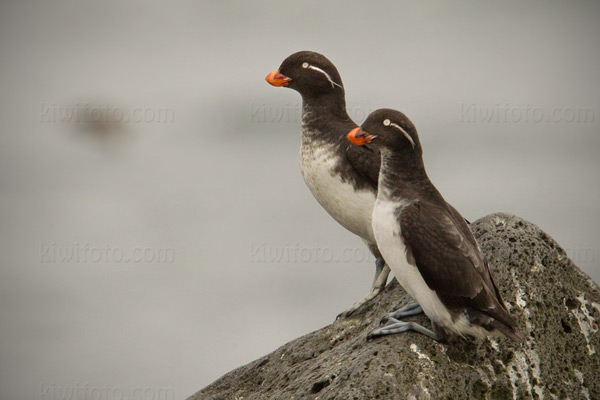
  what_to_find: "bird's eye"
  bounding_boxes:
[383,119,391,126]
[302,62,309,69]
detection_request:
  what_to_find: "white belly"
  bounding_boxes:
[372,198,455,328]
[300,142,376,242]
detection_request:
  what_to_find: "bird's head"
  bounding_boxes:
[347,109,421,154]
[265,51,344,97]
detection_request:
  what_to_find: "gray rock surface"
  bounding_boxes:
[189,213,600,400]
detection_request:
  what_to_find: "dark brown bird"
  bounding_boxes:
[348,108,524,342]
[266,51,390,317]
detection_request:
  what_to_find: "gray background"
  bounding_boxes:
[1,1,599,399]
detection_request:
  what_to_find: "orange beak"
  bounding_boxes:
[347,127,374,145]
[265,70,291,87]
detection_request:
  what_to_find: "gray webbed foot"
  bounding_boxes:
[380,302,424,324]
[336,257,390,320]
[367,318,438,341]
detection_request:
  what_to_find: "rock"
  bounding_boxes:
[188,213,600,400]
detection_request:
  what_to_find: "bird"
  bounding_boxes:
[347,108,524,342]
[265,51,390,317]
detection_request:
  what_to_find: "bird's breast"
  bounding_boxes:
[299,138,375,242]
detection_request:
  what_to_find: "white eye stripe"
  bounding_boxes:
[302,62,343,89]
[386,120,416,149]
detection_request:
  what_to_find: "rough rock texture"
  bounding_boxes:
[189,213,600,400]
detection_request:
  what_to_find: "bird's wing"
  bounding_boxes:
[448,203,471,225]
[345,143,380,188]
[399,201,511,323]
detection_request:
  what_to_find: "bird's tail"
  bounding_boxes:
[490,319,526,343]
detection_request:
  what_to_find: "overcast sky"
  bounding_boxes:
[1,1,599,399]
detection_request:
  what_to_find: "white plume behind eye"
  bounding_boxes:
[302,62,343,89]
[383,119,415,149]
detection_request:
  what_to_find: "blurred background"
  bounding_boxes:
[1,1,599,399]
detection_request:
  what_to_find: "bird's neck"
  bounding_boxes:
[301,92,350,131]
[377,149,436,201]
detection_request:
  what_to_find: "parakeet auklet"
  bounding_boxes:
[265,51,390,317]
[347,109,524,342]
